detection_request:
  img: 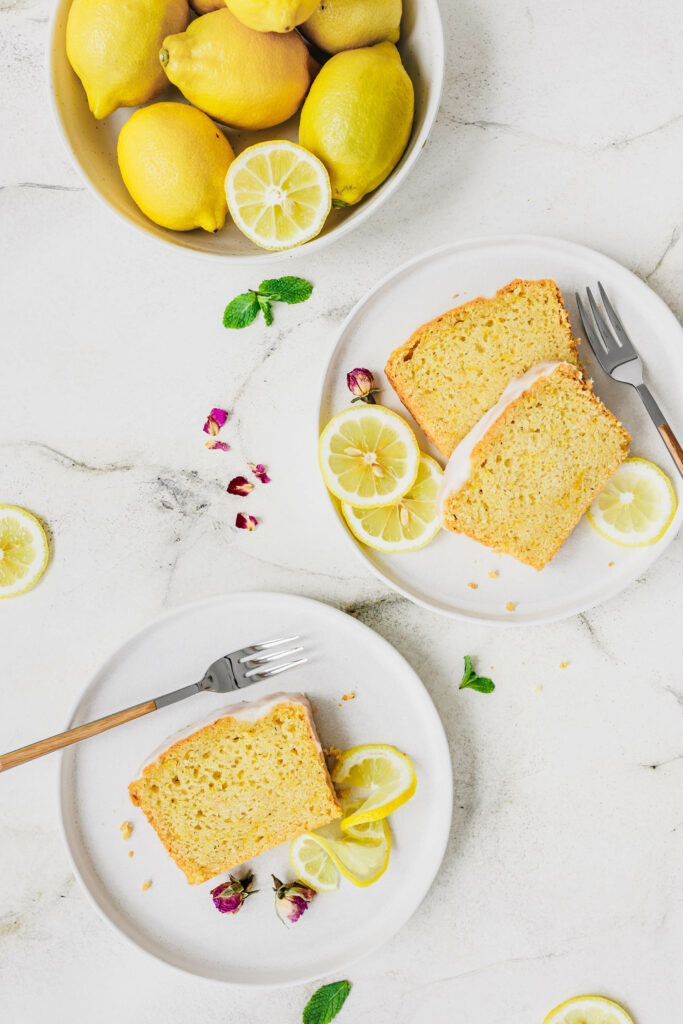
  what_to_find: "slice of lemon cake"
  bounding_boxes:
[437,362,630,569]
[385,279,582,457]
[129,694,341,884]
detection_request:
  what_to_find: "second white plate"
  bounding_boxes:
[318,235,683,624]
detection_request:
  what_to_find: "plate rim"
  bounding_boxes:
[315,232,683,626]
[57,590,454,987]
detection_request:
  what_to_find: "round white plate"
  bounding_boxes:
[59,592,452,985]
[48,0,443,263]
[318,235,683,624]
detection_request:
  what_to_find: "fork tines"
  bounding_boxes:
[239,635,307,680]
[575,283,637,373]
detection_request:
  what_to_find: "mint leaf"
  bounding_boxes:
[257,294,273,326]
[259,276,313,304]
[303,981,351,1024]
[459,655,495,694]
[223,292,259,329]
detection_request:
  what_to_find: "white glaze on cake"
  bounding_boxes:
[436,361,578,519]
[136,692,321,777]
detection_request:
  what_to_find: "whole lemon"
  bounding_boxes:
[302,0,401,54]
[225,0,319,33]
[66,0,189,120]
[299,41,413,206]
[189,0,224,12]
[160,8,314,131]
[117,102,235,232]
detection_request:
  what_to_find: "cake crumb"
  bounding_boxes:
[467,582,478,590]
[142,879,152,892]
[120,821,133,841]
[534,685,543,694]
[341,691,355,701]
[128,851,134,858]
[324,746,343,762]
[608,561,614,567]
[559,661,570,669]
[488,570,499,579]
[505,602,517,612]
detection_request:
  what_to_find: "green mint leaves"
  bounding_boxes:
[303,981,351,1024]
[223,276,313,329]
[460,655,495,694]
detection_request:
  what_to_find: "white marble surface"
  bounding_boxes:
[1,0,682,1020]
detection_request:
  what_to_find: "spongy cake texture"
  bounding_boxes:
[129,698,341,884]
[441,364,630,569]
[385,279,582,457]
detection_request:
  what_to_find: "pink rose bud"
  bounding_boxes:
[346,368,378,404]
[272,876,316,925]
[211,871,257,915]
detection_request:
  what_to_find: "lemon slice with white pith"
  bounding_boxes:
[319,405,420,508]
[542,995,635,1024]
[587,458,676,546]
[332,744,416,829]
[341,453,443,552]
[0,506,49,598]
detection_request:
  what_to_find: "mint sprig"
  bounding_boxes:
[459,655,495,694]
[303,981,351,1024]
[223,276,313,329]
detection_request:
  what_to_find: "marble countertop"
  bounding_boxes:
[1,0,682,1020]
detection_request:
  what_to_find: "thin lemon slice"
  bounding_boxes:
[225,140,331,251]
[332,744,416,829]
[341,453,443,552]
[0,506,49,599]
[308,817,391,887]
[337,792,386,843]
[319,405,420,509]
[289,834,339,892]
[587,457,677,546]
[543,995,635,1024]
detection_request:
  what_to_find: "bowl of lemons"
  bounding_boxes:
[49,0,444,262]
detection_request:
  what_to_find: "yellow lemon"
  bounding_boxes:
[160,8,314,131]
[66,0,189,120]
[302,0,401,54]
[226,0,319,32]
[299,41,413,206]
[543,995,635,1024]
[332,744,416,828]
[587,458,677,547]
[0,506,49,599]
[189,0,224,12]
[117,103,234,232]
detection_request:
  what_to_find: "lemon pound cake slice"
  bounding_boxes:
[129,694,341,884]
[438,362,630,569]
[385,279,582,457]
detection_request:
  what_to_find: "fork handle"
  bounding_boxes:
[636,384,683,477]
[0,701,156,772]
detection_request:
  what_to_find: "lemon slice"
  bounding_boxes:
[341,453,443,552]
[543,995,635,1024]
[0,506,49,599]
[337,792,386,843]
[332,744,416,829]
[587,458,677,546]
[289,834,340,892]
[308,818,391,887]
[225,140,331,251]
[319,405,420,509]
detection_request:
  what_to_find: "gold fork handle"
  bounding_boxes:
[0,700,157,773]
[659,424,683,477]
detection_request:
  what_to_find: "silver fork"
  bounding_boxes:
[575,283,683,477]
[0,636,306,773]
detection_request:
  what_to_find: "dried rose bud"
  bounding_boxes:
[228,476,254,496]
[236,513,258,531]
[211,871,257,915]
[205,440,229,452]
[272,876,316,925]
[248,462,271,484]
[203,408,228,436]
[346,368,378,404]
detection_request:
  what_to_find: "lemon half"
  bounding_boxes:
[0,506,49,599]
[342,452,442,553]
[587,458,676,547]
[543,995,635,1024]
[319,405,420,509]
[225,141,331,251]
[332,744,416,829]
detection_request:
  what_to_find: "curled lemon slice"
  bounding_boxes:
[341,453,443,553]
[319,405,420,509]
[288,833,340,892]
[337,793,386,843]
[0,506,49,599]
[587,457,676,547]
[225,140,331,251]
[543,995,635,1024]
[332,744,416,829]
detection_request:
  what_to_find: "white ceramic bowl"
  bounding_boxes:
[48,1,444,263]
